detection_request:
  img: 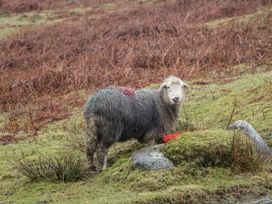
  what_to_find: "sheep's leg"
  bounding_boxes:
[85,117,98,171]
[102,155,107,170]
[96,143,109,171]
[144,130,157,145]
[147,138,156,145]
[86,138,98,171]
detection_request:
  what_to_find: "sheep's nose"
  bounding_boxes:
[173,96,180,102]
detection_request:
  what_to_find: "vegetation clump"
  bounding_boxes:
[163,130,233,168]
[15,151,89,182]
[163,129,266,173]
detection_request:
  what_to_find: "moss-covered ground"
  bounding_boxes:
[1,68,272,203]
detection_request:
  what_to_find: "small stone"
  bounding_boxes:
[132,144,174,170]
[240,196,272,204]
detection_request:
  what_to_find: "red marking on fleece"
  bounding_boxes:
[163,132,181,143]
[118,87,135,97]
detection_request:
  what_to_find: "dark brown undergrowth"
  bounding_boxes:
[0,134,19,145]
[0,95,78,137]
[0,0,272,133]
[0,0,92,14]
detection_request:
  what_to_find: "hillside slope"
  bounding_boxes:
[1,70,272,203]
[0,0,272,203]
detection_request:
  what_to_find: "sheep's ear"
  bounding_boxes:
[160,83,167,89]
[159,83,167,98]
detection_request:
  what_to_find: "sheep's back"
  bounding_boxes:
[84,87,132,122]
[120,89,162,140]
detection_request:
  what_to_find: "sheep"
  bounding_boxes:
[83,76,188,171]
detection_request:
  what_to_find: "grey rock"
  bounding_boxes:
[240,196,272,204]
[228,120,272,160]
[132,144,174,170]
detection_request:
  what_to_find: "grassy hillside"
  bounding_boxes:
[180,70,272,136]
[0,0,272,203]
[1,70,272,203]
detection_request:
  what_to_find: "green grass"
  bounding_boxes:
[0,11,64,39]
[0,112,9,129]
[206,7,272,28]
[0,0,161,40]
[1,68,272,203]
[180,71,272,138]
[0,5,93,40]
[67,6,92,15]
[0,27,20,40]
[0,12,58,26]
[99,3,118,10]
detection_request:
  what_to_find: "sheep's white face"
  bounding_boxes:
[161,76,188,105]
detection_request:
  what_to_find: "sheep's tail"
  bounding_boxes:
[85,116,98,141]
[228,120,272,160]
[84,114,99,169]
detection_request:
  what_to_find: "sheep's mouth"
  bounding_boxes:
[171,99,181,105]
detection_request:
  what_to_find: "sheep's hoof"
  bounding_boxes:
[95,167,104,172]
[86,163,97,172]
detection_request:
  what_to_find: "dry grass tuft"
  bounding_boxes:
[231,132,266,173]
[14,151,90,182]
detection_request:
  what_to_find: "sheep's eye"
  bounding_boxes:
[166,86,170,89]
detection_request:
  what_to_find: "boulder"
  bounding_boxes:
[132,144,174,170]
